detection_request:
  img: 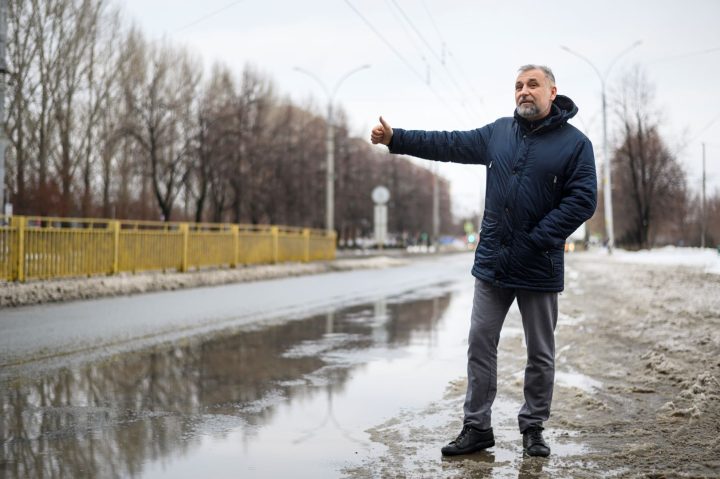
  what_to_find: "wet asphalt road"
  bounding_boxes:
[0,253,476,478]
[0,254,472,374]
[0,252,597,478]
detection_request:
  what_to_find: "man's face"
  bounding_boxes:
[515,69,557,121]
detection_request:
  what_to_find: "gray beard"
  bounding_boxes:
[516,103,540,119]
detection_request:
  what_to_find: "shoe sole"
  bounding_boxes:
[441,440,495,456]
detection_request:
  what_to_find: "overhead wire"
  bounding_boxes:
[420,0,446,52]
[383,0,431,79]
[647,46,720,64]
[381,0,476,124]
[418,0,486,113]
[687,112,720,145]
[388,0,483,123]
[419,0,484,100]
[343,0,425,83]
[173,0,248,34]
[343,0,471,125]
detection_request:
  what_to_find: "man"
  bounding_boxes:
[370,65,597,457]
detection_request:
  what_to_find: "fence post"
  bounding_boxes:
[303,228,310,262]
[110,220,120,275]
[180,223,189,272]
[12,216,26,282]
[330,230,337,260]
[271,226,279,264]
[231,224,239,268]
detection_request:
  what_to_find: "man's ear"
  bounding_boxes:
[550,85,557,100]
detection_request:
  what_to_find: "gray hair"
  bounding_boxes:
[518,64,555,85]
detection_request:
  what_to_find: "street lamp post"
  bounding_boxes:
[293,65,371,233]
[0,0,8,215]
[561,41,641,254]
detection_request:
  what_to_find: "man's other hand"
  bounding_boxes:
[370,116,393,146]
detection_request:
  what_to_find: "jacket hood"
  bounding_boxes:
[514,94,578,132]
[552,94,578,120]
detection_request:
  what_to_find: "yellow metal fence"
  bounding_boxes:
[0,216,336,282]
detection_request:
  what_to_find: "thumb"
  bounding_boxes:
[379,115,391,131]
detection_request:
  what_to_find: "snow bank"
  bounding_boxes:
[597,246,720,275]
[0,256,410,308]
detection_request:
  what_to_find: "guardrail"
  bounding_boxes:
[0,216,336,282]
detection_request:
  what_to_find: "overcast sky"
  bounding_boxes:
[121,0,720,217]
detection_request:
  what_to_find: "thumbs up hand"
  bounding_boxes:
[370,116,393,146]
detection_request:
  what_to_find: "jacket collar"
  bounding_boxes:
[514,94,578,133]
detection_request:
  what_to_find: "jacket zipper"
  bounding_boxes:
[489,160,493,169]
[545,251,555,276]
[544,251,555,275]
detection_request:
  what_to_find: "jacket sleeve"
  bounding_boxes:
[388,123,494,165]
[529,138,597,250]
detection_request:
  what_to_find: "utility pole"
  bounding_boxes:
[326,100,335,234]
[293,65,371,233]
[432,163,439,246]
[701,143,706,249]
[0,0,8,214]
[562,41,642,254]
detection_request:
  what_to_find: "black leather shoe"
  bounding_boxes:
[441,425,494,456]
[522,426,550,457]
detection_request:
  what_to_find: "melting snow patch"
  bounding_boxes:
[559,312,585,326]
[607,246,720,275]
[234,389,286,414]
[281,333,364,358]
[555,370,602,392]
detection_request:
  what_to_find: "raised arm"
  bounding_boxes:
[370,116,493,165]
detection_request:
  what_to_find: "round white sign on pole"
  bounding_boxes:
[372,186,390,205]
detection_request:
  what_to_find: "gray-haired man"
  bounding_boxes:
[371,65,597,457]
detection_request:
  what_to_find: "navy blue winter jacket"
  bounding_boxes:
[389,95,597,292]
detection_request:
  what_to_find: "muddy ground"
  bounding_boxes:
[344,253,720,478]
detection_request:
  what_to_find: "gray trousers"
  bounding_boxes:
[463,278,558,433]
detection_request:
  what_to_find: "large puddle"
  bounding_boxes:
[0,279,591,478]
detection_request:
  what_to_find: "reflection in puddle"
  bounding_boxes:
[0,279,597,478]
[0,287,455,478]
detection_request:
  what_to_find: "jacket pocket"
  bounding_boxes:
[476,211,499,267]
[512,224,558,280]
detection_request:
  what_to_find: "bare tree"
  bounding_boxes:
[5,1,456,233]
[611,67,687,249]
[706,191,720,247]
[186,63,236,222]
[122,41,201,221]
[77,4,121,217]
[50,0,93,215]
[222,66,273,224]
[5,0,37,212]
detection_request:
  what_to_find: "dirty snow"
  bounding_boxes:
[599,246,720,275]
[345,252,720,478]
[0,255,410,308]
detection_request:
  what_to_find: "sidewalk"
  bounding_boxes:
[0,256,416,309]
